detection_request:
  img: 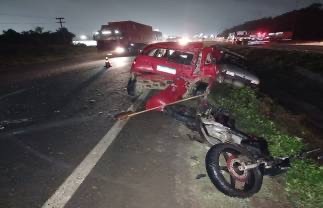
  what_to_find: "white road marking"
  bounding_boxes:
[0,88,29,101]
[42,91,149,208]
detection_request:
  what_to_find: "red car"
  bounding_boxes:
[127,42,219,98]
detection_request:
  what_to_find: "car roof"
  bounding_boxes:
[143,41,205,52]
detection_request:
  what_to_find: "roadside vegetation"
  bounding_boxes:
[210,84,323,208]
[224,45,323,151]
[226,46,323,74]
[0,44,99,68]
[0,27,100,68]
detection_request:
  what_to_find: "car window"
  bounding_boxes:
[168,51,194,65]
[154,49,167,58]
[145,48,158,56]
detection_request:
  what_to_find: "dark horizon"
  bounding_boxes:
[1,0,323,37]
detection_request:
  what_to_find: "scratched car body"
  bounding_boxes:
[127,42,219,96]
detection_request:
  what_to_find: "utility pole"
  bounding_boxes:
[56,17,65,28]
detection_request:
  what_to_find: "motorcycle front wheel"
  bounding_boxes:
[205,143,263,198]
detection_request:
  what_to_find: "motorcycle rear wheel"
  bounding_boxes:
[205,143,263,198]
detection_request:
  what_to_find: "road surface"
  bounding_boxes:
[0,57,292,208]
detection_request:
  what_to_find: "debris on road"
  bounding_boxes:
[114,94,206,120]
[89,99,96,103]
[195,174,207,180]
[190,156,198,161]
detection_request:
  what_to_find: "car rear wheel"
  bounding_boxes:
[127,78,143,97]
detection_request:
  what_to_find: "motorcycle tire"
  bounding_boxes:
[206,143,263,198]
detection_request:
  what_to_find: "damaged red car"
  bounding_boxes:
[127,42,220,110]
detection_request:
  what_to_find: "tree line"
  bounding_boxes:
[220,3,323,40]
[0,27,75,45]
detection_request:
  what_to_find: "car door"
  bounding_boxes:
[132,48,158,73]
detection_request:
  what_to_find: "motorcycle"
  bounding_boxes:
[116,95,319,198]
[165,103,318,198]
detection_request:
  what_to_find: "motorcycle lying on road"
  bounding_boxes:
[116,94,319,198]
[165,104,317,198]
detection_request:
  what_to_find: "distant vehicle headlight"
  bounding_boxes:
[226,71,235,76]
[115,47,126,54]
[178,37,190,45]
[102,30,111,35]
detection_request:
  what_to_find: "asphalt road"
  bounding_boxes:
[0,57,292,208]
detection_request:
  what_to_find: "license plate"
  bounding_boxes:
[157,65,176,74]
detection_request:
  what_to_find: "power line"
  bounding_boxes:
[56,17,66,28]
[0,22,55,25]
[0,12,54,19]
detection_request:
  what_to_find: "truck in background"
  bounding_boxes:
[94,21,162,56]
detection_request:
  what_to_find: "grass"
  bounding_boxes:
[210,84,323,208]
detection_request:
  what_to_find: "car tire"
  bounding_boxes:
[127,78,143,97]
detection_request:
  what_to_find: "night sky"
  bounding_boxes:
[1,0,322,37]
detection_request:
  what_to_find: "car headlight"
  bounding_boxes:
[226,71,235,76]
[115,47,125,54]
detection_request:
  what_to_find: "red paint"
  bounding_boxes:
[145,78,188,111]
[129,41,220,111]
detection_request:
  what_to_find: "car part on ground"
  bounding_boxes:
[114,94,206,120]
